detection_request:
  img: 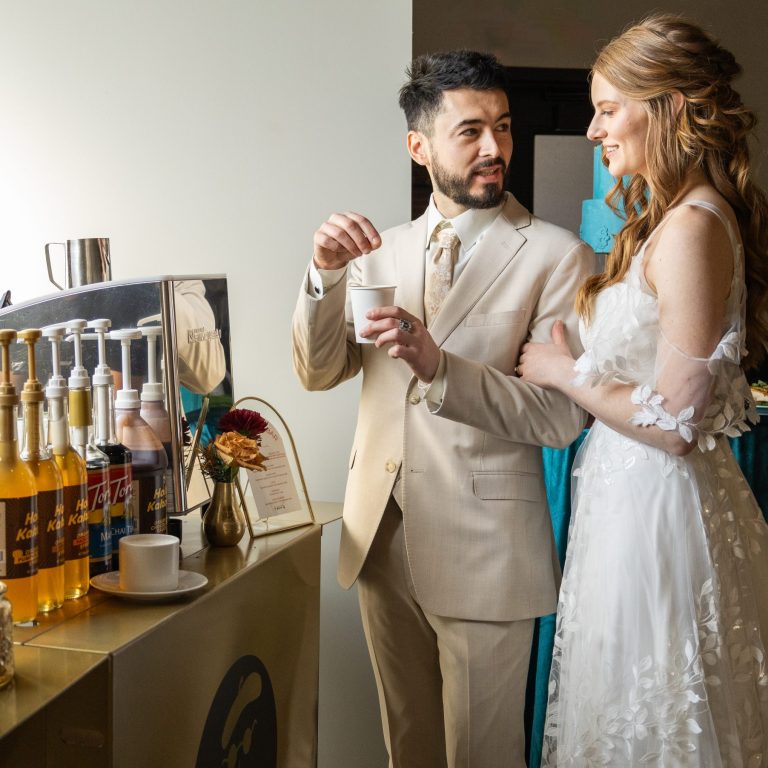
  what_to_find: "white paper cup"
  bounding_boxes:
[349,285,396,343]
[119,534,180,593]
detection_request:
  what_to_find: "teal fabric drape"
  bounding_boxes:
[525,421,768,767]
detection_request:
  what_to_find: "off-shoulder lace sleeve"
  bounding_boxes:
[627,330,757,451]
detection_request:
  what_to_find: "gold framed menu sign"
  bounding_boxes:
[234,396,315,537]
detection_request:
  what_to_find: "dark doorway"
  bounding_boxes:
[410,67,593,219]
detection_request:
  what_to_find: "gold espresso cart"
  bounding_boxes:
[0,507,333,767]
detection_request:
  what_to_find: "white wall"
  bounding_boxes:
[0,0,411,505]
[0,3,408,767]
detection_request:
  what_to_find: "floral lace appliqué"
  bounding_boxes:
[629,384,697,441]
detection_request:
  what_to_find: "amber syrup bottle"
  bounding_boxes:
[43,325,89,599]
[65,320,111,577]
[0,330,38,623]
[18,329,64,613]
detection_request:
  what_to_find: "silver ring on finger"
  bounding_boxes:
[398,318,413,333]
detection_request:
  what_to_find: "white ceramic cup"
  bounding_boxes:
[349,285,396,343]
[119,534,180,593]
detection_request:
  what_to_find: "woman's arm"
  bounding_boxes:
[518,205,735,455]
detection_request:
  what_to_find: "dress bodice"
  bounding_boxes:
[573,200,757,451]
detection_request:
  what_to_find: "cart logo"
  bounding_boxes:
[196,655,277,768]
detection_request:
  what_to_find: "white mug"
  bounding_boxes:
[119,534,179,593]
[349,285,396,343]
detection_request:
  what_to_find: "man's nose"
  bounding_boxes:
[477,128,503,156]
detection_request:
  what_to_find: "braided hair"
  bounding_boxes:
[576,13,768,368]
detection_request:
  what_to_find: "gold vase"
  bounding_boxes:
[203,481,245,546]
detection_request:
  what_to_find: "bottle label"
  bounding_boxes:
[64,483,90,562]
[37,489,65,570]
[135,474,168,534]
[109,462,134,544]
[0,497,39,579]
[87,465,112,569]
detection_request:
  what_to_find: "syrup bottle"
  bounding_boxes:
[18,329,64,613]
[138,325,175,513]
[84,320,133,569]
[111,329,168,535]
[43,325,89,598]
[0,330,38,623]
[66,320,111,577]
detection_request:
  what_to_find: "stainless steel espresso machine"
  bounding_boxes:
[0,275,234,516]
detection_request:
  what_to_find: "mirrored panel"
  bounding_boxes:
[0,275,234,514]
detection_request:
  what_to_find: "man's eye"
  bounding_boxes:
[495,123,511,133]
[460,128,478,137]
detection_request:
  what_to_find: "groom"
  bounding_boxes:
[292,50,594,767]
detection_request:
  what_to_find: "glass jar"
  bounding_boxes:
[0,581,15,689]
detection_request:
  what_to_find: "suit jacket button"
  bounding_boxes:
[385,460,397,473]
[408,394,421,405]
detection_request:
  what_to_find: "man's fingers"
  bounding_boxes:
[342,211,382,249]
[316,221,366,257]
[328,212,380,255]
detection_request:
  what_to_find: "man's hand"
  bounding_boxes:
[313,212,381,270]
[362,307,441,383]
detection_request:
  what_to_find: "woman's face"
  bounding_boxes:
[587,73,650,179]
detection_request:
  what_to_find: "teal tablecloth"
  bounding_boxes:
[525,419,768,767]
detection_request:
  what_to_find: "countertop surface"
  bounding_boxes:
[0,499,342,739]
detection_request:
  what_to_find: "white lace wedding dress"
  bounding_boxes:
[541,201,768,767]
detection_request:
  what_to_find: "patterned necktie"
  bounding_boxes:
[424,222,459,327]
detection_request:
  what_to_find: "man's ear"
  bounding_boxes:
[670,89,685,117]
[407,130,430,167]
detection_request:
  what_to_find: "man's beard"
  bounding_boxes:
[431,155,507,209]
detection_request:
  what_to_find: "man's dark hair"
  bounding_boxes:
[398,50,508,134]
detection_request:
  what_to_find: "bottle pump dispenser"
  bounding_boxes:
[18,329,64,612]
[43,325,90,598]
[139,325,174,514]
[112,329,168,535]
[84,319,133,567]
[0,330,38,622]
[65,320,111,576]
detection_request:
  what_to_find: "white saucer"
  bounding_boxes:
[90,570,208,602]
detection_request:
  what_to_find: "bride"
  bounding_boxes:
[518,14,768,766]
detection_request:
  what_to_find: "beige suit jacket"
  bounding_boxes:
[292,194,596,621]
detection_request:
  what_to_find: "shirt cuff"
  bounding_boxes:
[308,260,347,297]
[419,351,446,408]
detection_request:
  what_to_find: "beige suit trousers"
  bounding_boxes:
[358,497,534,768]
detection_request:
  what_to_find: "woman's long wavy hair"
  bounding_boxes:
[576,14,768,369]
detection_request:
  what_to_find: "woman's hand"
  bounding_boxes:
[517,320,575,390]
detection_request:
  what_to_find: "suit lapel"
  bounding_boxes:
[428,195,531,347]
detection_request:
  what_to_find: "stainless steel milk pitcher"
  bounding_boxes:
[45,238,112,290]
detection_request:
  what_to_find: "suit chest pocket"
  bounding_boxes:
[464,309,526,327]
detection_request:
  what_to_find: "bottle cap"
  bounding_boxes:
[17,329,44,404]
[64,319,90,390]
[42,325,68,400]
[86,319,113,387]
[0,329,18,407]
[110,328,142,410]
[140,326,164,403]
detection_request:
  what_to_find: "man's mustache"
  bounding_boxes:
[470,157,507,175]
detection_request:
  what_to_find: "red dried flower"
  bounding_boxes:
[217,408,268,440]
